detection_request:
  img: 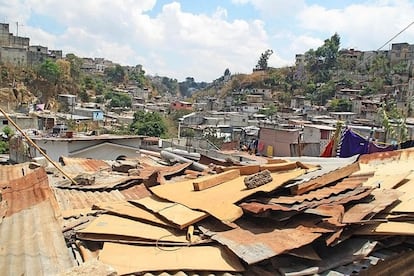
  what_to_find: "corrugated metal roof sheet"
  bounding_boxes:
[60,156,110,173]
[201,219,321,265]
[0,162,33,186]
[0,167,74,275]
[55,171,142,190]
[284,156,359,188]
[53,187,126,210]
[1,167,60,217]
[120,183,152,200]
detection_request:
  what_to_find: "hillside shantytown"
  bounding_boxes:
[1,20,414,275]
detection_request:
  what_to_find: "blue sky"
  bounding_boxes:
[1,0,414,82]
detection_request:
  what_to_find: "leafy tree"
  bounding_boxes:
[79,89,90,102]
[378,100,408,143]
[129,67,147,87]
[328,98,352,112]
[305,33,341,83]
[65,53,83,81]
[224,68,231,77]
[105,91,132,108]
[38,59,61,84]
[130,111,167,137]
[95,79,106,95]
[2,126,14,139]
[259,104,277,119]
[83,76,95,90]
[0,126,14,154]
[105,64,125,84]
[255,49,273,70]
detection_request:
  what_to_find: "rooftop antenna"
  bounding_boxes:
[15,21,24,36]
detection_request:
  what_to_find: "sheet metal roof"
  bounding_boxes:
[0,167,74,275]
[283,156,359,189]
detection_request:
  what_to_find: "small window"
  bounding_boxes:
[2,120,8,125]
[320,130,330,140]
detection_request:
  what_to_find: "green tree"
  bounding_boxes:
[0,126,15,154]
[255,49,273,70]
[305,33,341,83]
[65,53,83,81]
[105,91,132,108]
[130,111,167,137]
[378,100,408,143]
[105,64,125,84]
[79,89,90,102]
[328,98,352,112]
[259,104,277,119]
[38,59,61,84]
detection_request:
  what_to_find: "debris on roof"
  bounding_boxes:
[2,148,414,275]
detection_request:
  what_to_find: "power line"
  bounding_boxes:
[376,21,414,51]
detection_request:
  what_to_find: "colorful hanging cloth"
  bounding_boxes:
[320,139,334,157]
[367,142,396,153]
[339,129,368,157]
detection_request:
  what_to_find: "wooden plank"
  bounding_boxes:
[132,195,208,229]
[265,158,288,164]
[259,161,299,172]
[363,172,409,190]
[290,162,360,195]
[99,243,245,274]
[193,169,240,191]
[220,164,260,175]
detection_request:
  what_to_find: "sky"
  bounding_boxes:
[1,0,414,82]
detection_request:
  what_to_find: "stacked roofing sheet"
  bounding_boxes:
[1,149,414,275]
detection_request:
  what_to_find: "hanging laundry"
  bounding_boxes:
[367,142,396,153]
[320,139,334,157]
[339,129,368,158]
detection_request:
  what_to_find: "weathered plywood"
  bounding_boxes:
[193,169,240,191]
[132,196,208,229]
[151,169,305,223]
[98,242,245,274]
[77,214,190,243]
[93,201,174,227]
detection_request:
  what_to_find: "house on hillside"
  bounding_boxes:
[302,124,336,156]
[0,113,38,131]
[258,122,301,157]
[170,101,193,111]
[9,134,145,163]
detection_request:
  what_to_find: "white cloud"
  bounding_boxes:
[297,1,414,51]
[3,1,414,82]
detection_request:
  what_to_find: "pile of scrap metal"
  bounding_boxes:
[1,148,414,275]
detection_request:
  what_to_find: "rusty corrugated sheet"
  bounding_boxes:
[241,186,373,214]
[0,167,75,275]
[342,189,403,224]
[53,187,126,210]
[0,162,33,186]
[120,184,151,200]
[267,178,365,205]
[284,156,359,189]
[1,167,60,217]
[277,238,377,275]
[202,221,321,265]
[60,156,111,173]
[55,171,142,190]
[358,148,414,164]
